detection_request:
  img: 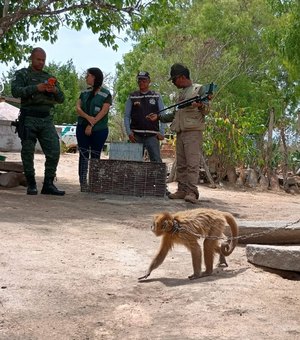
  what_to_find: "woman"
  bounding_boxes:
[76,67,112,190]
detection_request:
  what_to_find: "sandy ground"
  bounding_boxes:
[0,152,300,340]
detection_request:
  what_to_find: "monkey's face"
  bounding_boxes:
[152,213,173,236]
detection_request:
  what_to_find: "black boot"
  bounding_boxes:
[26,176,38,195]
[41,177,65,196]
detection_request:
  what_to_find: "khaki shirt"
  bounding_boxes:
[170,83,209,133]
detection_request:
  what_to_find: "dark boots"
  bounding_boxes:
[26,176,38,195]
[25,176,65,196]
[41,177,65,196]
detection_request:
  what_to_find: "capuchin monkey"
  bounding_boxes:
[139,208,238,280]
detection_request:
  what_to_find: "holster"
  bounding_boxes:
[12,110,26,140]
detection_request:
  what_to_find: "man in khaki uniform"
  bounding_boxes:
[147,63,209,203]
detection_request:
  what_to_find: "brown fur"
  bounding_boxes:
[139,208,238,280]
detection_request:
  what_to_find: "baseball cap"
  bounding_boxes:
[168,63,189,81]
[137,71,150,79]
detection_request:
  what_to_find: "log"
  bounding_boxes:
[0,161,23,173]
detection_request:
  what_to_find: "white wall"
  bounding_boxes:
[0,120,62,152]
[0,120,22,152]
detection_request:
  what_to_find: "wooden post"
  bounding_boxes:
[266,107,275,188]
[200,152,216,188]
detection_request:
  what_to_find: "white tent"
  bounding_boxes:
[0,101,19,121]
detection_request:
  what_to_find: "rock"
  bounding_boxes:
[288,185,299,194]
[287,176,300,187]
[246,244,300,272]
[270,173,280,191]
[0,161,23,172]
[236,167,247,186]
[235,176,244,187]
[0,172,26,188]
[246,168,258,188]
[258,174,268,189]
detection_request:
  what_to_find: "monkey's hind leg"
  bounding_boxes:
[188,241,202,280]
[217,253,228,267]
[202,238,219,276]
[216,241,229,267]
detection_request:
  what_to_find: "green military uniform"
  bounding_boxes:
[11,66,65,194]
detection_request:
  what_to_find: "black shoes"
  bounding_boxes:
[26,176,38,195]
[41,177,65,196]
[26,176,65,196]
[27,182,38,195]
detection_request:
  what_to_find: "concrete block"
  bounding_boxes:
[246,244,300,272]
[0,120,62,152]
[109,142,143,161]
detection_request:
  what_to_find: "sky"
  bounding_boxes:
[0,27,133,78]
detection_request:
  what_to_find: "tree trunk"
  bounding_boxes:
[200,152,216,188]
[167,158,177,183]
[266,107,275,188]
[280,126,289,190]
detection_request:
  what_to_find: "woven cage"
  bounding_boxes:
[87,159,166,197]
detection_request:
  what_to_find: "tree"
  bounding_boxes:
[0,0,179,64]
[0,60,80,124]
[267,0,300,76]
[46,60,80,124]
[114,0,300,180]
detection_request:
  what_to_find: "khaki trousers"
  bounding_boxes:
[176,130,203,197]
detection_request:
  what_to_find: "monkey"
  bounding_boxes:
[138,208,238,280]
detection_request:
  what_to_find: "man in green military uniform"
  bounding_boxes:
[11,47,65,195]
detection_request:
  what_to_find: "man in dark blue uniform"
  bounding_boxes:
[124,71,165,162]
[11,47,65,195]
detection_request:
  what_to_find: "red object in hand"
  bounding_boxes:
[47,77,56,86]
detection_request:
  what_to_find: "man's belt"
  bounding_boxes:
[134,132,157,137]
[133,129,158,137]
[20,108,50,118]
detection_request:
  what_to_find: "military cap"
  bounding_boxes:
[168,63,190,81]
[137,71,150,80]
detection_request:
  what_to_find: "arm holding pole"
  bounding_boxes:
[146,82,217,122]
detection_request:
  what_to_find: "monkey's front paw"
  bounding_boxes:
[138,273,150,281]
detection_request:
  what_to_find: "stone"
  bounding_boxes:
[246,244,300,272]
[0,171,26,188]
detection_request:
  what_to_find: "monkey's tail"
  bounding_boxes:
[221,213,239,256]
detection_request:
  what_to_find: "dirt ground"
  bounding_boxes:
[1,152,300,340]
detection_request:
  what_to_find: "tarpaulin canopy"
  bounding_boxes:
[0,101,19,121]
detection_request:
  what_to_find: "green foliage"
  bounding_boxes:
[45,60,80,124]
[114,0,300,175]
[107,109,128,142]
[2,0,297,175]
[267,0,300,76]
[0,66,16,97]
[289,150,300,173]
[0,0,180,64]
[205,106,267,169]
[0,60,80,125]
